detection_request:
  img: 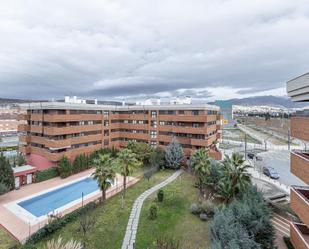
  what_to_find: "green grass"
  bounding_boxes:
[135,173,210,249]
[0,227,18,249]
[33,170,173,249]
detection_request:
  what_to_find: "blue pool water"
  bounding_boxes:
[18,177,100,217]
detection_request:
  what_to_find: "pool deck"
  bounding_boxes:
[0,169,139,243]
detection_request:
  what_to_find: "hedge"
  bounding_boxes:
[35,167,59,182]
[23,201,97,247]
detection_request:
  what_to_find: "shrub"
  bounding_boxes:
[165,138,184,169]
[200,200,215,217]
[149,204,158,220]
[190,203,201,215]
[0,153,15,190]
[25,202,96,245]
[157,189,164,202]
[36,167,59,182]
[283,236,295,249]
[58,156,72,178]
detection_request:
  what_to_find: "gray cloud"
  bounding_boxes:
[0,0,309,100]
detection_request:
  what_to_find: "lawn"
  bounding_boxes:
[33,170,174,249]
[222,128,261,144]
[135,172,210,249]
[0,228,18,249]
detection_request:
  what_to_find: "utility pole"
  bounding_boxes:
[288,128,291,150]
[244,133,247,160]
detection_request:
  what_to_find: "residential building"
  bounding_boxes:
[18,101,223,171]
[287,73,309,249]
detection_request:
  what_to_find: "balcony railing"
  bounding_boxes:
[290,222,309,249]
[291,185,309,227]
[291,150,309,185]
[290,114,309,141]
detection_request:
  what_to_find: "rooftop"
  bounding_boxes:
[19,101,220,111]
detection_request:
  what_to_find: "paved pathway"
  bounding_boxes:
[121,170,183,249]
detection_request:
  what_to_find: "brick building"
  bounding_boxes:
[287,73,309,249]
[18,101,223,171]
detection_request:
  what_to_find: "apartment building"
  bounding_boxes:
[287,73,309,249]
[18,101,223,171]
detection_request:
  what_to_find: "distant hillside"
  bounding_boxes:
[0,98,46,106]
[210,96,307,108]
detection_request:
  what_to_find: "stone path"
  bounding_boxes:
[121,170,183,249]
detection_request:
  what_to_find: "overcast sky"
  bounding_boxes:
[0,0,309,102]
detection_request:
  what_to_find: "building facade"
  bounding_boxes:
[18,102,223,170]
[287,74,309,249]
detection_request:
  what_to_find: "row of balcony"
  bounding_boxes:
[291,150,309,185]
[20,144,102,162]
[18,113,221,123]
[291,114,309,141]
[20,134,103,149]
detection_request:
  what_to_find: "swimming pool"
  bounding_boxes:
[18,177,100,217]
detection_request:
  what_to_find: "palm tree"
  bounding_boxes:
[92,154,115,202]
[217,179,233,204]
[116,148,141,198]
[222,153,251,200]
[191,149,211,193]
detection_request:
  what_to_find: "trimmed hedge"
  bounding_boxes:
[23,202,97,247]
[35,167,59,182]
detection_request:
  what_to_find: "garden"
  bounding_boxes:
[0,138,277,249]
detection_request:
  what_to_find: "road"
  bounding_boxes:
[251,150,305,187]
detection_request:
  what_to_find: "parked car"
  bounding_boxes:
[247,153,255,159]
[247,153,263,161]
[263,166,280,179]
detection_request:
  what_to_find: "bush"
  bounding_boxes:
[35,167,59,182]
[25,202,97,245]
[190,203,201,215]
[58,156,72,178]
[210,186,276,249]
[157,189,164,202]
[283,236,295,249]
[149,204,158,220]
[200,200,215,217]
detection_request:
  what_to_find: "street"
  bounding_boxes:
[252,150,305,187]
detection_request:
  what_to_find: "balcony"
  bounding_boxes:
[291,111,309,141]
[291,150,309,184]
[43,124,102,135]
[19,146,31,154]
[159,125,208,135]
[43,114,103,122]
[291,186,309,227]
[19,135,30,144]
[158,114,209,122]
[290,222,309,249]
[17,124,29,132]
[17,114,30,121]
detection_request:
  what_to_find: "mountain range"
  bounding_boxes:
[210,95,307,109]
[0,95,307,109]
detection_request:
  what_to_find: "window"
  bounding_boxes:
[150,131,157,138]
[103,111,109,117]
[151,121,157,128]
[104,121,109,127]
[192,110,199,116]
[151,111,157,118]
[178,110,185,115]
[150,141,157,148]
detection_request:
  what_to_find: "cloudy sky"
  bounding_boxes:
[0,0,309,102]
